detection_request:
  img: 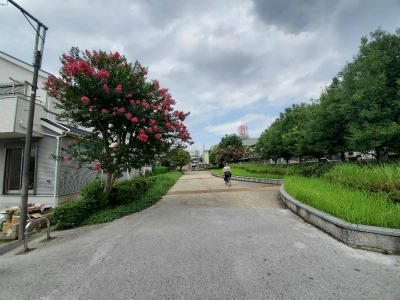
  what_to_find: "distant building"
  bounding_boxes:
[190,149,201,161]
[241,138,258,147]
[202,150,209,164]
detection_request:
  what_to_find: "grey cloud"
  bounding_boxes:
[1,0,399,148]
[251,0,337,33]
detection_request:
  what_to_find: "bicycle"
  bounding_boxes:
[225,176,231,187]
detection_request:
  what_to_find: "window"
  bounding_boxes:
[4,147,36,193]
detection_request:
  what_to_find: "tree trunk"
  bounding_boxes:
[105,172,117,194]
[340,152,345,162]
[375,148,381,161]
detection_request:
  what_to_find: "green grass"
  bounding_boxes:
[81,172,182,226]
[284,176,400,229]
[231,162,335,177]
[213,168,283,179]
[324,163,400,202]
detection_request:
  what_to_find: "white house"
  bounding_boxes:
[0,51,98,208]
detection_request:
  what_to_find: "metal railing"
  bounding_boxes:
[24,215,51,252]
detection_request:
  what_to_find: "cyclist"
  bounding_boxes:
[223,163,232,185]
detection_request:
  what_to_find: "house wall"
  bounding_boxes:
[35,136,56,195]
[0,146,6,194]
[58,137,98,196]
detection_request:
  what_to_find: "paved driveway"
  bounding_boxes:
[0,171,399,300]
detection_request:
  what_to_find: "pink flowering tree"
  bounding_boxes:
[45,47,192,193]
[212,145,245,166]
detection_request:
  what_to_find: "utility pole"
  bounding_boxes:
[6,0,48,241]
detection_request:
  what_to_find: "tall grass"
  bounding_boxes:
[284,176,400,229]
[232,162,335,177]
[324,163,400,202]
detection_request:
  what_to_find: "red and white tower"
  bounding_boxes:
[238,124,248,139]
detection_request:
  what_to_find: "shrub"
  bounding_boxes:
[54,179,107,229]
[154,166,169,175]
[82,172,182,226]
[108,177,156,205]
[80,179,108,209]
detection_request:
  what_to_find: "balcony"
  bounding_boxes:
[0,82,51,139]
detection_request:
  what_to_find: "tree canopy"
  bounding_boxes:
[256,28,400,162]
[45,48,192,192]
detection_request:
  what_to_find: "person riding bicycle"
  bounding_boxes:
[223,163,231,183]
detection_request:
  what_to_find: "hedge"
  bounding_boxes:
[54,177,155,229]
[108,177,155,205]
[53,179,107,229]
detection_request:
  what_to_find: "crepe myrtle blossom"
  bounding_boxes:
[44,48,191,193]
[103,84,109,93]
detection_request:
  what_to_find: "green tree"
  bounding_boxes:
[340,28,400,159]
[166,148,190,171]
[45,48,192,192]
[305,79,350,161]
[256,118,291,163]
[219,134,243,149]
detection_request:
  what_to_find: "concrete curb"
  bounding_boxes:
[280,185,400,254]
[210,172,283,185]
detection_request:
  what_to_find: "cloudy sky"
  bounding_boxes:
[1,0,399,152]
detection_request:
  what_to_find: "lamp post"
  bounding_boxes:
[5,0,48,241]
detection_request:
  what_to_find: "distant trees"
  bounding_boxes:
[166,148,190,171]
[256,28,400,162]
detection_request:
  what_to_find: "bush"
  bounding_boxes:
[154,166,169,175]
[108,177,155,205]
[80,179,108,209]
[54,179,107,229]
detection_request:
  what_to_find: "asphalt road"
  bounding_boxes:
[1,171,399,300]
